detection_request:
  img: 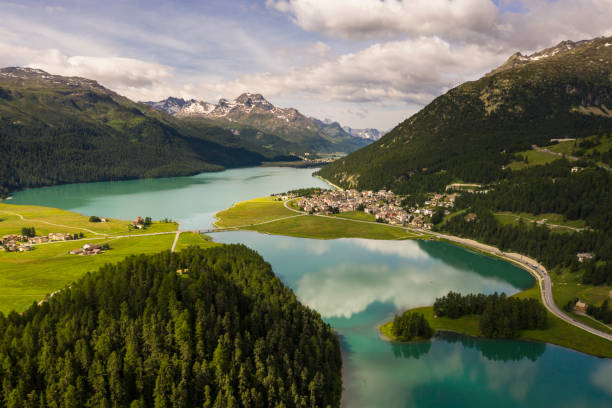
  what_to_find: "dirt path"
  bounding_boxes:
[532,144,611,172]
[0,210,108,236]
[494,212,585,232]
[171,231,181,252]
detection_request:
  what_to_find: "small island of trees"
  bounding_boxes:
[391,311,434,341]
[434,291,547,338]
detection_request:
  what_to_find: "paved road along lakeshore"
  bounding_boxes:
[282,198,612,342]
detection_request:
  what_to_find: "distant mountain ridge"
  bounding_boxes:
[341,126,385,141]
[0,67,295,196]
[144,94,376,153]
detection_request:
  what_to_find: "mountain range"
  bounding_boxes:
[317,36,612,193]
[144,94,378,153]
[0,67,298,196]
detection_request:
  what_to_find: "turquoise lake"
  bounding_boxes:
[9,167,612,407]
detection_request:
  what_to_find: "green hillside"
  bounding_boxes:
[318,36,612,286]
[317,36,612,193]
[0,68,293,197]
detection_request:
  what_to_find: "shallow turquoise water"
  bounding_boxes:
[213,231,612,408]
[9,167,612,407]
[9,167,330,230]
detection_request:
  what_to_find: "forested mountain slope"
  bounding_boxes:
[0,68,293,197]
[0,245,342,407]
[317,36,612,193]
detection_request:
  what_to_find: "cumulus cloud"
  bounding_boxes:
[29,51,173,89]
[267,0,502,43]
[295,259,520,319]
[267,0,612,51]
[200,36,506,105]
[0,42,175,101]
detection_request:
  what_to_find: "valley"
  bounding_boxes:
[2,164,611,406]
[1,26,612,407]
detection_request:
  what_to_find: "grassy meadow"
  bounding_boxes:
[0,202,186,313]
[379,285,612,358]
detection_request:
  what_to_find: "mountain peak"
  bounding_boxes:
[143,93,380,145]
[486,37,605,77]
[0,66,109,93]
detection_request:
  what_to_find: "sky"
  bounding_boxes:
[1,0,611,130]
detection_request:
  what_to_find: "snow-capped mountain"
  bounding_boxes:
[342,126,385,141]
[145,93,305,123]
[143,93,373,154]
[144,96,192,115]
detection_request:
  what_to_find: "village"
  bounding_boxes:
[0,230,80,252]
[0,216,152,254]
[295,189,457,230]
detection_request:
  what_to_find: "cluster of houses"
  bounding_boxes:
[130,216,151,229]
[296,189,457,229]
[69,243,105,256]
[1,232,77,252]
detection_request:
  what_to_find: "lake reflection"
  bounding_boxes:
[213,232,534,321]
[9,165,611,408]
[214,231,612,408]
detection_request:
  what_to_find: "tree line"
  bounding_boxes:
[390,312,433,341]
[439,207,611,284]
[0,245,342,408]
[587,300,612,324]
[455,161,612,232]
[434,291,547,339]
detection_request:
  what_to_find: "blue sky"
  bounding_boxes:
[1,0,610,129]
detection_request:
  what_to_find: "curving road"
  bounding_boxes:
[282,198,612,342]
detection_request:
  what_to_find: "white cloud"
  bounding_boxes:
[307,41,332,57]
[294,259,520,319]
[199,36,506,105]
[267,0,612,52]
[267,0,503,42]
[591,360,612,396]
[0,42,176,101]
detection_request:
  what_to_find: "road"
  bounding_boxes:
[427,231,612,341]
[282,198,612,342]
[0,210,108,236]
[495,212,586,232]
[532,144,612,172]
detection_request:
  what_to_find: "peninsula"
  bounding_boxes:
[213,186,612,358]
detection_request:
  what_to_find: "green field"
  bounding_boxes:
[494,211,587,230]
[174,231,220,251]
[550,269,612,335]
[333,211,377,222]
[214,197,297,228]
[380,307,481,341]
[515,286,612,357]
[0,234,175,313]
[214,196,422,240]
[0,202,183,313]
[507,149,559,170]
[0,202,178,237]
[379,285,612,358]
[547,134,612,157]
[248,215,419,240]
